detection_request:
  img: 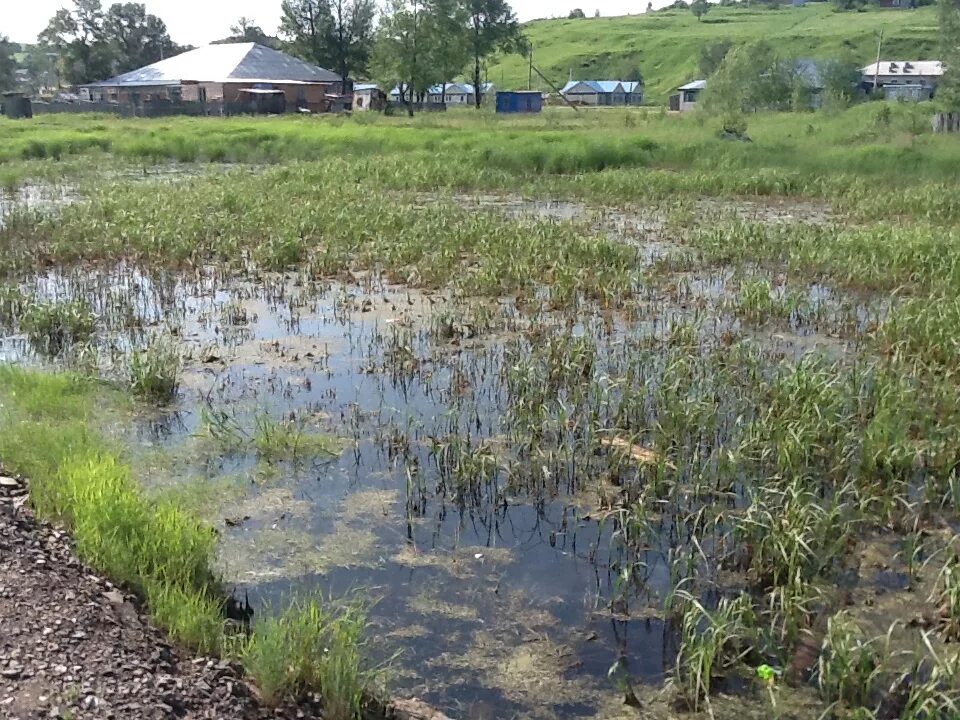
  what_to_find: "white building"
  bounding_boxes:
[860,60,944,101]
[677,80,706,112]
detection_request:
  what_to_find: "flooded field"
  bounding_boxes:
[1,154,958,720]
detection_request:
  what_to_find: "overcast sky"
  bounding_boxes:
[5,0,664,46]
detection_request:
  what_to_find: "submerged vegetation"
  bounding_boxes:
[1,105,960,718]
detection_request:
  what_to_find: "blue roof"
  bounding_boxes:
[561,80,643,94]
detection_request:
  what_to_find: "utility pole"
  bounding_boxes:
[873,26,884,92]
[528,47,533,90]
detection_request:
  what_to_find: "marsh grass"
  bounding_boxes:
[232,598,373,717]
[197,407,344,463]
[128,334,181,402]
[20,297,96,355]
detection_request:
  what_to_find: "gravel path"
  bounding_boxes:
[0,474,313,720]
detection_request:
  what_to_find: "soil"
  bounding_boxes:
[0,472,308,720]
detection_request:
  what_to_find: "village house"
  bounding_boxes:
[860,60,944,100]
[676,79,706,112]
[559,80,644,106]
[82,42,345,113]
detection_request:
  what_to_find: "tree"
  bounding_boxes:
[702,41,794,115]
[38,0,114,85]
[819,52,862,108]
[646,2,654,12]
[0,36,16,92]
[38,1,177,85]
[103,3,178,74]
[328,0,377,88]
[568,8,586,17]
[279,0,375,89]
[691,0,710,21]
[423,0,470,104]
[699,39,732,77]
[939,0,960,110]
[373,0,429,115]
[465,0,524,108]
[280,0,334,68]
[231,17,269,43]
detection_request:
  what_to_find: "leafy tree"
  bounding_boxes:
[939,0,960,110]
[38,0,114,85]
[699,39,732,77]
[280,0,335,67]
[38,1,177,85]
[703,41,794,115]
[279,0,375,87]
[103,3,178,74]
[373,0,430,115]
[819,53,862,108]
[568,8,586,17]
[229,17,275,45]
[465,0,524,108]
[0,35,16,92]
[691,0,710,21]
[328,0,377,87]
[423,0,470,103]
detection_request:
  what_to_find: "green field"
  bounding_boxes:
[488,3,939,99]
[2,107,960,718]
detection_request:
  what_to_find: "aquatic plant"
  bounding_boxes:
[128,334,181,402]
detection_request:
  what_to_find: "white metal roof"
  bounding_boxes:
[678,80,707,91]
[88,43,341,87]
[860,61,944,77]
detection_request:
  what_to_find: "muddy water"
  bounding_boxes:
[0,185,872,718]
[0,260,872,718]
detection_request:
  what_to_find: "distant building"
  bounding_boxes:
[353,83,385,111]
[676,79,706,112]
[495,90,543,113]
[388,82,495,106]
[560,80,644,106]
[83,42,345,113]
[860,60,943,100]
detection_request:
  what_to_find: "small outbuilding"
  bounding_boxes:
[353,83,385,111]
[495,90,543,114]
[677,80,706,112]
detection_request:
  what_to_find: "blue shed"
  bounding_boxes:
[495,91,543,114]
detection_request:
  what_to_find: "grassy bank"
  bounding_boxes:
[489,4,938,100]
[0,367,375,718]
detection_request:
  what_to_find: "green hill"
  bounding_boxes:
[487,3,939,101]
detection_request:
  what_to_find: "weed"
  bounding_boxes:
[128,334,181,402]
[21,297,96,355]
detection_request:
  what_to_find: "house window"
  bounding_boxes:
[199,87,207,103]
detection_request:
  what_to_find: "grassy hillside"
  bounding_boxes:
[487,2,939,100]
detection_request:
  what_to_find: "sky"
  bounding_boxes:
[4,0,661,46]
